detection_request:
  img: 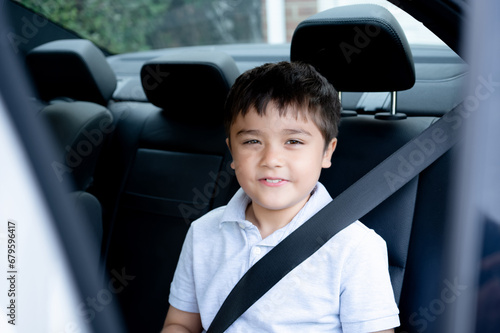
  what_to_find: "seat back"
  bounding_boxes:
[291,5,452,332]
[28,39,117,270]
[38,102,113,190]
[98,51,240,333]
[38,101,113,268]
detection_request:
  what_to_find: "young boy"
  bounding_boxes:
[162,62,400,332]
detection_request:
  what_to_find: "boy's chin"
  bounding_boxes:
[252,198,310,213]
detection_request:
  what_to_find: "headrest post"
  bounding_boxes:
[375,90,407,120]
[391,91,397,115]
[338,90,357,117]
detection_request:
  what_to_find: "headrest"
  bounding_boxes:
[26,39,117,105]
[141,51,240,124]
[291,4,415,92]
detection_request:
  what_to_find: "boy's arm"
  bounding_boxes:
[161,305,202,333]
[371,330,394,333]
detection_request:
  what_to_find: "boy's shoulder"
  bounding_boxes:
[191,205,227,229]
[343,220,384,241]
[336,220,388,256]
[346,220,372,233]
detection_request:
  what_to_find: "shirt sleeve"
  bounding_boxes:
[169,225,200,313]
[339,229,400,333]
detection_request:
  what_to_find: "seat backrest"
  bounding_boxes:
[26,38,118,190]
[38,101,113,269]
[38,102,114,190]
[28,39,117,271]
[96,51,241,333]
[291,5,452,332]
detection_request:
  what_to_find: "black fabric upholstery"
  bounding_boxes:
[321,115,436,303]
[140,51,240,124]
[291,4,415,92]
[26,39,117,105]
[39,101,113,190]
[101,103,237,333]
[290,6,423,305]
[397,147,454,333]
[38,100,113,275]
[70,191,104,262]
[123,149,224,217]
[30,42,115,274]
[290,5,454,333]
[98,50,241,332]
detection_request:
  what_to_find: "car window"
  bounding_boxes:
[14,0,445,54]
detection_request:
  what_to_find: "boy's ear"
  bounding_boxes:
[322,138,337,169]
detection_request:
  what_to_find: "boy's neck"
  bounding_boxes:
[245,195,310,239]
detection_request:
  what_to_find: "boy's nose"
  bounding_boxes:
[261,145,283,168]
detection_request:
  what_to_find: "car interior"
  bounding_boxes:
[7,0,472,332]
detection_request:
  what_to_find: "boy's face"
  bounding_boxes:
[227,104,337,216]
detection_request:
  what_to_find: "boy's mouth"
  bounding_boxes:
[265,178,282,183]
[259,178,288,186]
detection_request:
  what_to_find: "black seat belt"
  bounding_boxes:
[207,105,463,333]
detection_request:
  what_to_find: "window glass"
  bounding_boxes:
[14,0,445,54]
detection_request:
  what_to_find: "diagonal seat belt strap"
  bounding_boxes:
[208,106,463,333]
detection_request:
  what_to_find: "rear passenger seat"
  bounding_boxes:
[26,39,117,271]
[26,8,456,330]
[95,51,241,332]
[291,5,455,333]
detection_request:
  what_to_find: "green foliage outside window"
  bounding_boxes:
[15,0,263,54]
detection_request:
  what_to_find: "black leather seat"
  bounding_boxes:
[291,5,453,332]
[99,51,241,333]
[37,101,113,269]
[27,39,117,270]
[26,39,117,191]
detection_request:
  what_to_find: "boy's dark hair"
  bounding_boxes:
[224,61,341,148]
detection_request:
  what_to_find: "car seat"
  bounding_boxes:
[99,51,241,332]
[291,5,454,332]
[27,39,117,271]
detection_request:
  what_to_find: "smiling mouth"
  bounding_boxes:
[265,178,283,183]
[260,178,288,186]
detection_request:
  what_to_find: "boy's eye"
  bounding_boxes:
[243,139,260,144]
[286,139,303,145]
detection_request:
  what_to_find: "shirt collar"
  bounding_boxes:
[220,188,251,227]
[219,182,332,231]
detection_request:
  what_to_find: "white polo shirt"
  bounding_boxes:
[169,182,400,332]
